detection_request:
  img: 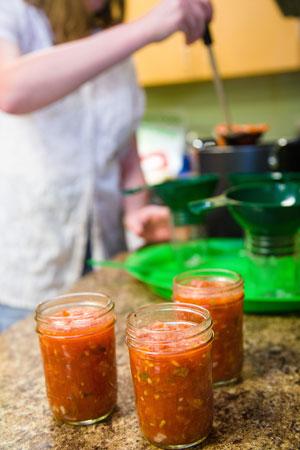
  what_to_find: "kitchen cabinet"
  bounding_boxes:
[126,0,300,86]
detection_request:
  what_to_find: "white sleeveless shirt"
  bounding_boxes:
[0,0,145,308]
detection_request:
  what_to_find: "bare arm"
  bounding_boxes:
[0,22,152,114]
[0,0,212,114]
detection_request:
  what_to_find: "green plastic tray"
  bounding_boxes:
[125,238,300,314]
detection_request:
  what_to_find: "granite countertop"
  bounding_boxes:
[0,267,300,450]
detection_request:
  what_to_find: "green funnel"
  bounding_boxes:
[124,174,219,226]
[151,174,219,225]
[230,172,300,186]
[190,182,300,255]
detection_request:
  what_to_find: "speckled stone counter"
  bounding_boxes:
[1,267,300,450]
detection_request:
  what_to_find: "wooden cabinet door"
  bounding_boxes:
[125,0,199,85]
[209,0,300,78]
[126,0,300,86]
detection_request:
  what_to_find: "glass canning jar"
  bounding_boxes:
[173,269,244,386]
[126,302,214,449]
[35,292,117,425]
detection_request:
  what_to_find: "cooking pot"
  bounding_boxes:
[187,136,300,237]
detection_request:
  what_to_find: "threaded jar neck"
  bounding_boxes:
[126,303,213,353]
[35,292,115,335]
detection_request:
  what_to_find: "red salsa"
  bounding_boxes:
[127,318,213,448]
[37,305,117,424]
[174,273,244,385]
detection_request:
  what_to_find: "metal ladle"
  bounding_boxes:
[203,25,232,132]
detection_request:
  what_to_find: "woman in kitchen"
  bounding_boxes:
[0,0,212,330]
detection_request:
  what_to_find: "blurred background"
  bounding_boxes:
[125,0,300,183]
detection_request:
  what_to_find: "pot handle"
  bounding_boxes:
[189,195,228,215]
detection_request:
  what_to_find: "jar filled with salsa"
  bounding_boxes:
[126,303,214,449]
[35,292,117,425]
[173,269,244,386]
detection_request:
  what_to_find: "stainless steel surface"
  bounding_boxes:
[188,137,300,178]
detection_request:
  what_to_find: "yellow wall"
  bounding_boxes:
[126,0,300,86]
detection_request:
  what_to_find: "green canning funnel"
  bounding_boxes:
[190,181,300,256]
[229,171,300,186]
[151,174,219,226]
[125,174,219,226]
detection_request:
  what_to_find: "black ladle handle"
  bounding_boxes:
[203,24,213,46]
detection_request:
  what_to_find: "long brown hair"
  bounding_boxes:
[25,0,125,44]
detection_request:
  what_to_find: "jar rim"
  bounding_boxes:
[173,268,243,294]
[35,292,114,328]
[126,302,212,350]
